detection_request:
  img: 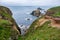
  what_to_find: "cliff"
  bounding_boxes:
[19,6,60,40]
[0,6,20,40]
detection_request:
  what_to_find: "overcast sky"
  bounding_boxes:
[0,0,60,6]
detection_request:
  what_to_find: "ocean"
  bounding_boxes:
[8,6,51,26]
[7,6,51,35]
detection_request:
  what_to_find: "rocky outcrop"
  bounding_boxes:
[0,6,21,40]
[31,8,41,17]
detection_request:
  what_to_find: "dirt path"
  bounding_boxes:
[50,19,60,28]
[35,18,48,29]
[39,18,48,26]
[34,17,60,29]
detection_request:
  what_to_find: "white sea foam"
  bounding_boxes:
[18,24,30,35]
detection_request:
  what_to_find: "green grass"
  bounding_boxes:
[48,6,60,12]
[0,26,11,40]
[18,20,60,40]
[0,6,60,40]
[0,19,12,26]
[52,12,60,17]
[0,19,18,40]
[18,6,60,39]
[0,6,19,40]
[48,6,60,17]
[0,19,12,40]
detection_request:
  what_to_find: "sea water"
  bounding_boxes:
[8,6,51,35]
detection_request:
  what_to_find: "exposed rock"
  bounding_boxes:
[31,8,41,17]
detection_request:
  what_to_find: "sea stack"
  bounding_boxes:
[31,7,42,17]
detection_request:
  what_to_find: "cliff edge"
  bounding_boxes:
[19,6,60,40]
[0,6,20,40]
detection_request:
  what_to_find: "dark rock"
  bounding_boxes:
[31,8,41,17]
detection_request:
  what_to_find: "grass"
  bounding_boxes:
[0,19,12,40]
[18,19,60,40]
[0,6,60,40]
[0,19,12,26]
[0,19,18,40]
[0,6,19,40]
[52,12,60,17]
[18,6,60,40]
[48,6,60,17]
[48,6,60,12]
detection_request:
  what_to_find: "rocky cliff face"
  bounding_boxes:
[0,6,20,40]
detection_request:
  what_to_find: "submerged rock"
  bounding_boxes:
[25,18,32,21]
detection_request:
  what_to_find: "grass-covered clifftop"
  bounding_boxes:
[0,6,20,40]
[48,6,60,12]
[19,6,60,40]
[46,6,60,17]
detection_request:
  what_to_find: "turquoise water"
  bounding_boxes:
[8,6,51,26]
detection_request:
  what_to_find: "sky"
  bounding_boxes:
[0,0,60,6]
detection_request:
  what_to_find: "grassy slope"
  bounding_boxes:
[0,6,19,40]
[0,19,12,40]
[48,6,60,17]
[19,19,60,40]
[19,6,60,40]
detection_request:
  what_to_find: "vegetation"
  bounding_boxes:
[19,21,60,40]
[0,6,19,40]
[52,12,60,17]
[0,19,12,40]
[19,6,60,40]
[0,6,60,40]
[48,6,60,12]
[48,6,60,17]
